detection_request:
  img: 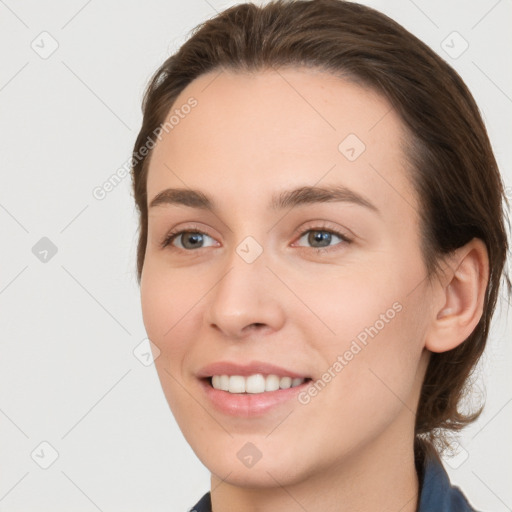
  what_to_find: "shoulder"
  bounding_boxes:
[416,439,478,512]
[189,491,211,512]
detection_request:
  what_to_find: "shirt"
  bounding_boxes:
[188,439,477,512]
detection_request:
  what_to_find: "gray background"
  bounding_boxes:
[0,0,510,510]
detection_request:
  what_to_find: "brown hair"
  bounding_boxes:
[131,0,510,451]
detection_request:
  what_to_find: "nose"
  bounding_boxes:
[203,249,286,340]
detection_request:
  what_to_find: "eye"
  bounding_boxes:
[161,229,217,250]
[293,226,352,253]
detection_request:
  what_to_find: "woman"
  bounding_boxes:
[130,1,510,510]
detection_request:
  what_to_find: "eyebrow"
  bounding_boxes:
[149,185,380,215]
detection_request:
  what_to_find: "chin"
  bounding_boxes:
[190,437,314,489]
[206,457,304,488]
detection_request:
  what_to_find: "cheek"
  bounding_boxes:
[303,269,402,350]
[140,267,199,419]
[140,261,197,341]
[140,261,214,395]
[330,293,427,425]
[308,267,428,417]
[140,272,168,342]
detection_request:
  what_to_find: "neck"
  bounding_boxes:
[210,414,420,512]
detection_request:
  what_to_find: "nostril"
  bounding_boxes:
[248,323,268,332]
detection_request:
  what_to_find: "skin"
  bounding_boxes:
[140,68,489,512]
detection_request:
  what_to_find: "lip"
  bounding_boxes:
[196,360,309,379]
[196,360,312,417]
[199,377,311,417]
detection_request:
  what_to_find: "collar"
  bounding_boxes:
[415,438,476,512]
[190,439,477,512]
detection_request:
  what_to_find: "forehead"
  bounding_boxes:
[146,67,418,219]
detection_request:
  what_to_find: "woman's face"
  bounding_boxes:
[141,68,433,487]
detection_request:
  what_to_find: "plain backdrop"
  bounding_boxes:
[0,1,510,511]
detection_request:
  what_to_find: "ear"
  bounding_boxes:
[424,238,489,353]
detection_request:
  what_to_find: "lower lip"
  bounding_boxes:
[199,378,311,417]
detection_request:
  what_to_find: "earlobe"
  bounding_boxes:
[425,238,489,353]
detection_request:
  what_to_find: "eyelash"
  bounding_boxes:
[160,223,352,254]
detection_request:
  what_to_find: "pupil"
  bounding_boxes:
[184,233,202,248]
[310,231,330,247]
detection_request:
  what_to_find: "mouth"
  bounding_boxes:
[199,374,313,417]
[206,374,313,394]
[196,361,314,416]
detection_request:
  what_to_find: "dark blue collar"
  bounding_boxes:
[416,440,476,512]
[190,440,476,512]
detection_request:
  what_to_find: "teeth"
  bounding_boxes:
[210,373,307,394]
[219,375,230,391]
[246,374,265,393]
[229,375,245,393]
[265,374,280,391]
[280,376,292,389]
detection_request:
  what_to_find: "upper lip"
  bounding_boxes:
[196,361,310,379]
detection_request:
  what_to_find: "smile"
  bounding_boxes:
[210,374,309,394]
